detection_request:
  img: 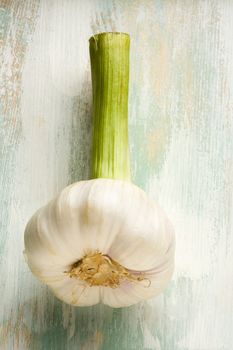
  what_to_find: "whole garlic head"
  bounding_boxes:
[24,178,175,308]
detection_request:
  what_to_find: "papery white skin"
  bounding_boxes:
[24,178,175,308]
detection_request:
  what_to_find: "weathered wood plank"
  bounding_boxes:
[0,0,233,349]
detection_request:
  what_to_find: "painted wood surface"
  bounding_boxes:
[1,1,233,349]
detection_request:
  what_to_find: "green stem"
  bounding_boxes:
[89,32,130,180]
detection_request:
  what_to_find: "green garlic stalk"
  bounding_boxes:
[90,33,130,180]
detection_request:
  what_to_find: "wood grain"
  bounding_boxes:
[0,0,233,349]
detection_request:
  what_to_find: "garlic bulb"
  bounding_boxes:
[24,179,175,308]
[24,32,175,308]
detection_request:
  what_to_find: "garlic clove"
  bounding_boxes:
[99,261,174,308]
[49,179,129,256]
[100,282,142,308]
[24,207,71,268]
[67,179,124,254]
[128,262,175,300]
[107,194,174,271]
[50,278,100,306]
[24,203,85,268]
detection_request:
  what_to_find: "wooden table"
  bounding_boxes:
[1,1,232,349]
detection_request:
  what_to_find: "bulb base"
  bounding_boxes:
[67,251,145,288]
